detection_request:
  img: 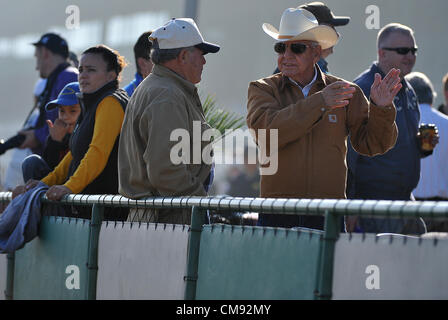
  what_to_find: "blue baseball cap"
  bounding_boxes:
[45,82,80,111]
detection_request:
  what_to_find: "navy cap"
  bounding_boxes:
[299,2,350,27]
[45,82,80,111]
[32,33,69,58]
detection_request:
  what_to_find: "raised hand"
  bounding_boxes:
[370,68,402,108]
[321,81,356,109]
[47,119,69,142]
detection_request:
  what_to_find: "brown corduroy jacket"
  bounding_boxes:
[247,68,398,199]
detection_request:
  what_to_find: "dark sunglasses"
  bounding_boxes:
[274,42,312,55]
[382,47,418,55]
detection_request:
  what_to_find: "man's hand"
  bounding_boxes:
[321,81,356,109]
[47,119,69,142]
[370,68,402,108]
[12,178,40,199]
[12,185,26,199]
[18,129,40,149]
[46,185,72,201]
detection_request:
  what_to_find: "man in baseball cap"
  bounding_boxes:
[149,18,220,54]
[118,18,220,224]
[32,32,69,59]
[299,2,351,73]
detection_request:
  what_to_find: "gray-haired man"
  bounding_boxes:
[118,18,220,224]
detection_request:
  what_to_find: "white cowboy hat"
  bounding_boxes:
[262,8,339,49]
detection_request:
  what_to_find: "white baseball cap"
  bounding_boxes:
[149,18,220,54]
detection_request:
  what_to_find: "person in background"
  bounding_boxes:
[16,45,129,221]
[299,1,350,74]
[406,72,448,231]
[247,8,400,230]
[123,31,153,97]
[0,33,78,157]
[346,23,435,234]
[437,72,448,115]
[20,82,81,182]
[1,78,46,190]
[118,18,220,225]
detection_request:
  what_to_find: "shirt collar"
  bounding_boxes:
[280,64,328,92]
[288,66,318,91]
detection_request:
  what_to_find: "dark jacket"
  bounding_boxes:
[347,62,422,200]
[43,134,70,170]
[69,80,128,195]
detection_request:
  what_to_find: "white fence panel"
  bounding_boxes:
[96,222,189,299]
[332,233,448,299]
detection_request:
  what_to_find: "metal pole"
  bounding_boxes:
[86,204,104,300]
[5,252,14,300]
[184,206,206,300]
[184,0,199,21]
[316,210,340,300]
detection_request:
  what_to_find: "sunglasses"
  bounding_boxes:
[274,42,312,55]
[382,47,418,55]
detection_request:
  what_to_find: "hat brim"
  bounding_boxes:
[195,42,220,54]
[262,23,339,49]
[330,16,350,27]
[45,97,79,111]
[45,101,60,111]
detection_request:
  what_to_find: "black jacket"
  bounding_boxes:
[67,80,128,195]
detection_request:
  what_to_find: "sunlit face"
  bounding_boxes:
[277,40,321,83]
[78,53,116,93]
[379,32,417,78]
[182,47,206,84]
[58,104,81,133]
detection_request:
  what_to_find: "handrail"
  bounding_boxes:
[1,192,448,219]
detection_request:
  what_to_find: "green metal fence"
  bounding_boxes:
[1,192,448,300]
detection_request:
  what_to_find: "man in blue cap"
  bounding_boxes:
[0,33,78,157]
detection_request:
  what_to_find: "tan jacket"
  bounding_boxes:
[118,64,211,201]
[247,68,398,199]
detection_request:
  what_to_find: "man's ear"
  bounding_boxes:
[178,48,189,64]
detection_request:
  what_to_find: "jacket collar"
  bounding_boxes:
[152,64,197,96]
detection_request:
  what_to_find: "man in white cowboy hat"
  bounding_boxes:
[246,8,402,230]
[118,18,219,225]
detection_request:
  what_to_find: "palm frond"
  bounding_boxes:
[201,94,245,135]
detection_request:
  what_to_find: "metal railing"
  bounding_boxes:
[1,191,448,300]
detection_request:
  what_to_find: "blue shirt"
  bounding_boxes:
[123,72,144,97]
[347,62,421,200]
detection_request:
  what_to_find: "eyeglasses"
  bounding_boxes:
[382,47,418,55]
[274,42,313,55]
